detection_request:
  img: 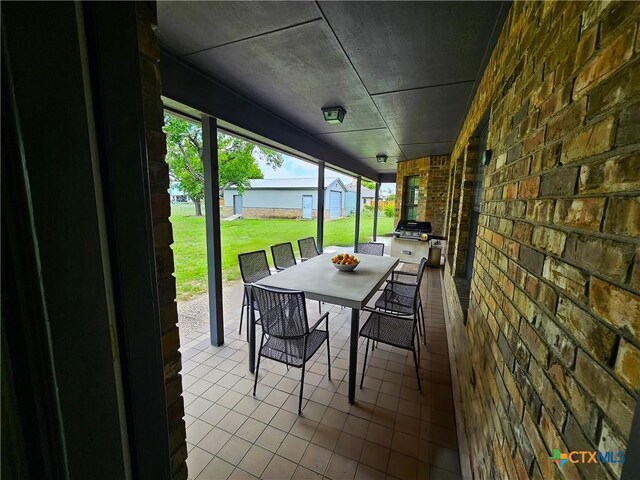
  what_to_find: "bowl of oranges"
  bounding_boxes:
[331,253,360,271]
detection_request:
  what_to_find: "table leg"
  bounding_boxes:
[348,308,359,403]
[249,287,255,373]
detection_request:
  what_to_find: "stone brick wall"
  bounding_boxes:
[237,207,302,219]
[394,156,450,235]
[443,1,640,479]
[136,4,187,479]
[425,156,450,236]
[223,207,342,220]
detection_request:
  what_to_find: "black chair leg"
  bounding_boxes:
[421,306,426,345]
[361,337,370,389]
[253,334,265,396]
[412,346,422,392]
[318,301,322,314]
[299,361,306,415]
[239,290,247,335]
[326,333,332,381]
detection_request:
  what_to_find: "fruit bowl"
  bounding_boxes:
[331,253,360,272]
[334,262,359,271]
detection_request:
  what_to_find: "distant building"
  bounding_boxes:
[344,181,375,215]
[222,178,348,219]
[169,183,188,203]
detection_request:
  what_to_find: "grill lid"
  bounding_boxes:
[394,220,432,236]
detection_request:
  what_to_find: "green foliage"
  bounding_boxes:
[385,193,396,201]
[384,204,395,217]
[362,179,376,191]
[164,115,204,202]
[217,133,283,195]
[163,114,284,203]
[361,204,374,217]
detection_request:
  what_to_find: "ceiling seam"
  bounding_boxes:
[310,126,390,136]
[314,127,389,137]
[183,17,323,57]
[314,1,406,162]
[370,79,476,97]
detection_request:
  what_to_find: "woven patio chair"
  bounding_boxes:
[271,242,321,313]
[297,237,319,261]
[356,242,385,256]
[375,257,428,345]
[270,242,297,271]
[360,285,422,391]
[238,250,271,337]
[252,284,331,414]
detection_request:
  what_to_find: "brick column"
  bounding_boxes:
[136,4,187,479]
[424,156,450,235]
[394,155,449,230]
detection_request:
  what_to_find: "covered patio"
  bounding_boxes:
[3,1,639,480]
[180,267,457,480]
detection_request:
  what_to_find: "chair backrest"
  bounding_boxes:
[357,242,385,256]
[416,257,428,285]
[297,237,319,259]
[271,242,297,270]
[238,250,271,284]
[252,284,308,339]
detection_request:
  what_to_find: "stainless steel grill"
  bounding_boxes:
[393,220,432,240]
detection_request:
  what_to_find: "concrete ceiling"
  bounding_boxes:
[157,1,509,175]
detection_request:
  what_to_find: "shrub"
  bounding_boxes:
[384,204,395,218]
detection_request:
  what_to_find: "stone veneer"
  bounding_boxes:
[442,1,640,479]
[395,156,450,235]
[222,207,341,220]
[137,3,187,479]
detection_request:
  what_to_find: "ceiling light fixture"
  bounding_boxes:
[322,106,346,124]
[376,154,388,163]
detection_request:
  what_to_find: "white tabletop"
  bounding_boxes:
[256,253,399,309]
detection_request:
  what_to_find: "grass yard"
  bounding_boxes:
[170,203,395,300]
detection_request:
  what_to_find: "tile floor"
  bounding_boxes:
[179,268,462,480]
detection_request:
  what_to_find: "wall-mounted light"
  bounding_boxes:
[376,154,388,163]
[322,106,346,124]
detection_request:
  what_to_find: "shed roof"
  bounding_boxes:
[227,177,344,190]
[345,184,375,197]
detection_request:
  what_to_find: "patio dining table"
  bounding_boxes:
[250,252,399,404]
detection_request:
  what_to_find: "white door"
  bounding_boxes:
[302,195,313,219]
[233,195,243,215]
[329,191,341,218]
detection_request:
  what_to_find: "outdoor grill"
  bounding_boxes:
[393,220,433,240]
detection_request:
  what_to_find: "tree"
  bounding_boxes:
[362,179,376,191]
[164,114,283,216]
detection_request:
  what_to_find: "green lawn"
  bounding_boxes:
[170,203,394,300]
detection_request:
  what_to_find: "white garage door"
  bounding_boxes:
[329,191,341,219]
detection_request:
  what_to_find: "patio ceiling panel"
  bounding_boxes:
[160,53,380,181]
[372,82,474,145]
[157,1,510,174]
[156,1,320,56]
[315,128,404,160]
[184,20,386,136]
[317,1,507,94]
